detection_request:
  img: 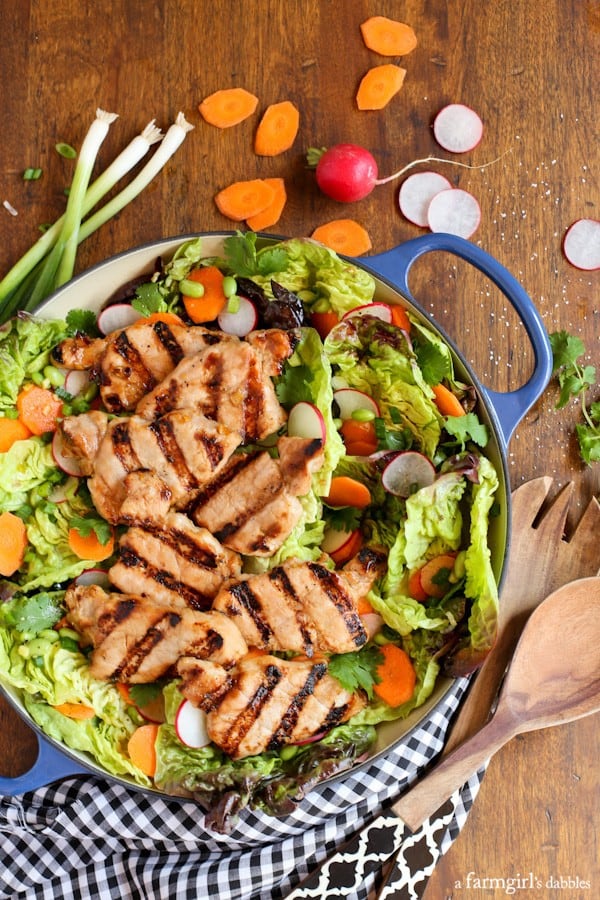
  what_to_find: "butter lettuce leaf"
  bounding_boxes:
[0,314,68,410]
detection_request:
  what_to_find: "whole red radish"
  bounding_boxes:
[313,144,379,202]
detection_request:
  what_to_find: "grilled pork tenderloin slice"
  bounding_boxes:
[84,409,241,524]
[176,654,365,759]
[189,436,324,556]
[212,546,387,657]
[65,584,247,683]
[108,512,242,611]
[135,330,297,442]
[53,320,235,414]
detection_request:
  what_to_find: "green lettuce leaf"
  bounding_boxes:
[463,455,500,653]
[0,315,69,410]
[0,438,59,512]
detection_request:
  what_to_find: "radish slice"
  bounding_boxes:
[217,296,258,336]
[52,430,85,477]
[48,476,79,504]
[175,699,210,748]
[97,303,142,335]
[135,693,166,725]
[361,612,384,640]
[427,188,482,239]
[64,370,93,397]
[562,218,600,271]
[321,526,357,555]
[292,730,328,746]
[333,388,380,419]
[381,451,436,497]
[74,568,110,589]
[398,172,453,227]
[342,302,393,324]
[287,401,327,442]
[433,103,484,153]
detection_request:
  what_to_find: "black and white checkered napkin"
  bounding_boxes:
[0,677,484,900]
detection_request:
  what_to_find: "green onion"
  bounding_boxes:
[55,142,77,159]
[23,168,42,181]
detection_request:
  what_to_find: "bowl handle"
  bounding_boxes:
[0,732,89,796]
[364,234,553,447]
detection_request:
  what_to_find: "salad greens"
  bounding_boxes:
[0,234,501,832]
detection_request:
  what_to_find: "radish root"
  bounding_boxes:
[375,149,512,186]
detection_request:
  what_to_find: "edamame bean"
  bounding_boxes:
[180,278,205,298]
[351,408,376,422]
[43,365,66,387]
[279,744,299,761]
[222,275,237,298]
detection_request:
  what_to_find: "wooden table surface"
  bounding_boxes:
[1,1,598,897]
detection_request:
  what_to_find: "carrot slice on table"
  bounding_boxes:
[356,64,407,111]
[432,383,466,417]
[0,511,28,577]
[127,723,159,777]
[53,703,95,720]
[254,100,300,156]
[310,310,340,340]
[360,16,418,56]
[215,179,276,222]
[0,417,32,452]
[325,475,372,509]
[16,385,63,435]
[374,644,417,707]
[311,219,373,256]
[198,87,259,128]
[246,177,287,230]
[390,305,411,332]
[68,526,115,562]
[181,265,228,323]
[419,553,457,599]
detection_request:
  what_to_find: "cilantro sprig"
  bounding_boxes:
[223,231,288,277]
[328,644,384,700]
[549,331,599,465]
[68,513,113,545]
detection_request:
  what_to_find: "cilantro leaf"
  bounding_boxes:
[66,309,100,337]
[328,644,383,700]
[576,424,600,465]
[549,330,585,372]
[7,593,63,633]
[132,282,169,316]
[223,231,288,277]
[414,341,450,386]
[69,514,113,545]
[444,413,489,449]
[549,331,599,466]
[256,247,289,276]
[275,364,314,405]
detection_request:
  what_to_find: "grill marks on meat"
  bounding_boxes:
[189,436,324,556]
[53,322,234,414]
[212,548,387,656]
[136,331,296,441]
[108,512,241,610]
[65,584,247,683]
[177,654,365,759]
[86,411,241,523]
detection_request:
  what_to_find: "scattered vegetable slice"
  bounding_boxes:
[311,219,373,256]
[287,401,327,442]
[562,218,600,271]
[325,476,372,509]
[254,101,300,156]
[433,103,484,154]
[215,179,276,222]
[398,171,453,227]
[67,526,115,562]
[381,450,436,497]
[181,266,228,323]
[217,295,258,336]
[0,511,28,577]
[356,64,407,110]
[199,87,259,128]
[0,417,32,452]
[97,303,143,335]
[426,188,481,238]
[373,644,417,707]
[432,383,466,417]
[53,703,95,720]
[16,385,63,435]
[419,552,458,598]
[127,723,159,776]
[246,177,287,231]
[360,16,417,56]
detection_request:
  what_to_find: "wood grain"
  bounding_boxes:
[0,1,598,897]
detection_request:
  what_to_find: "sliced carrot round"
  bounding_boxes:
[68,527,115,562]
[374,644,417,707]
[356,64,407,111]
[198,87,259,128]
[215,179,276,222]
[311,219,373,256]
[360,16,418,56]
[310,310,340,340]
[53,702,95,720]
[0,417,32,452]
[181,265,228,323]
[325,475,372,509]
[340,418,377,450]
[254,101,300,156]
[419,553,457,599]
[431,383,465,418]
[246,177,287,231]
[390,305,411,332]
[407,568,429,602]
[133,312,184,328]
[0,511,28,577]
[16,385,63,435]
[127,723,159,777]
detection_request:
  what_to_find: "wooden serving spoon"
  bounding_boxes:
[394,575,600,832]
